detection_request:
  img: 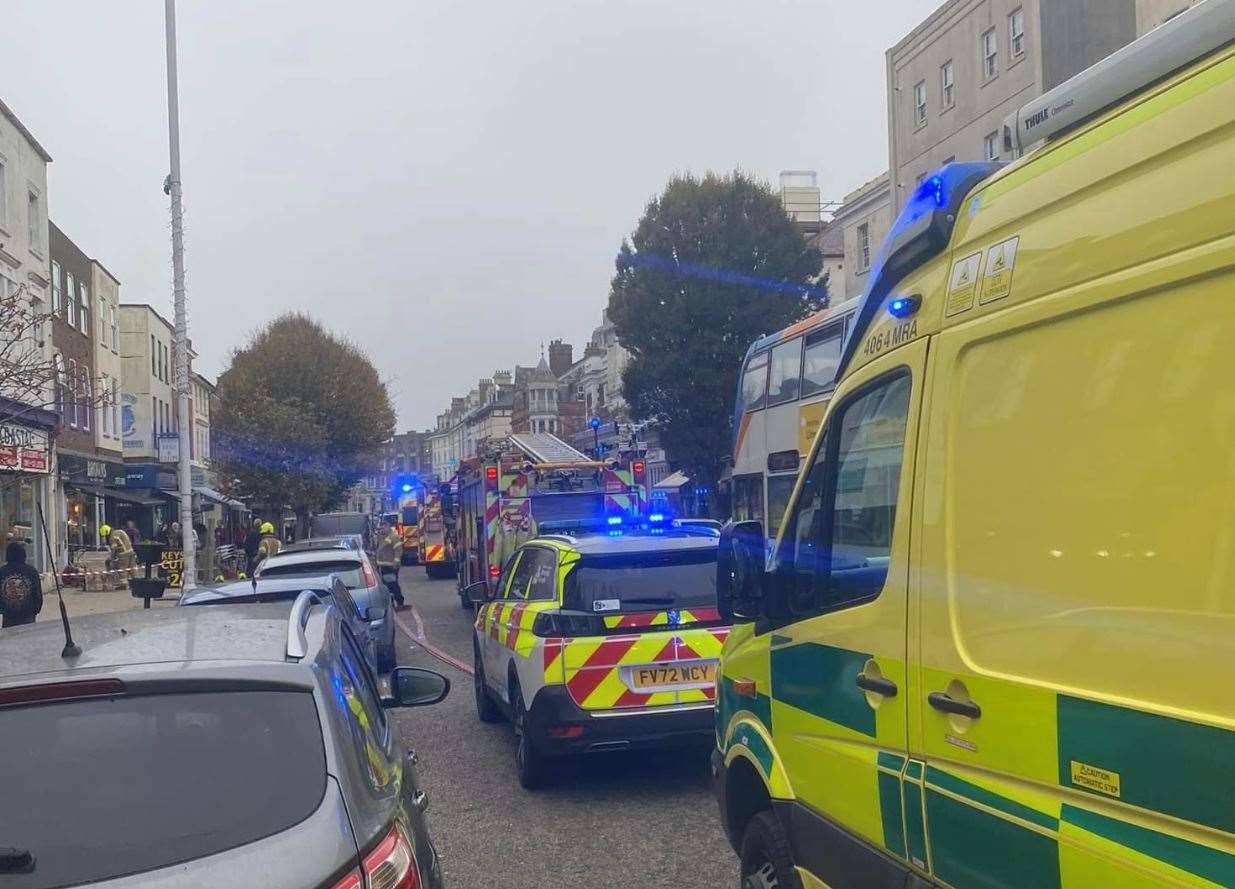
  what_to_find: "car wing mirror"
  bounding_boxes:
[718,520,767,622]
[365,606,387,622]
[383,667,451,708]
[464,581,491,606]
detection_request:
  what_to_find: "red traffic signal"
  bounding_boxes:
[485,467,498,481]
[632,461,645,474]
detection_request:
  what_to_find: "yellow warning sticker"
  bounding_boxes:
[799,401,826,455]
[1070,761,1121,798]
[946,252,982,316]
[979,236,1019,305]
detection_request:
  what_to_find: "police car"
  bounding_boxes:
[465,515,728,788]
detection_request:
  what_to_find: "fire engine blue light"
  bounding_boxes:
[607,516,623,526]
[608,529,623,537]
[648,512,666,523]
[887,295,921,319]
[401,483,413,493]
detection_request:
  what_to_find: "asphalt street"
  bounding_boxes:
[388,567,738,889]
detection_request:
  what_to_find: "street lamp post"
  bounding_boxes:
[164,0,195,589]
[589,416,601,459]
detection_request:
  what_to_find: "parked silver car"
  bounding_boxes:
[0,600,447,888]
[255,547,396,671]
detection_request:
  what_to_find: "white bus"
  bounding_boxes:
[728,296,860,541]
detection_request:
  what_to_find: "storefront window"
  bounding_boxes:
[2,475,40,563]
[64,488,96,555]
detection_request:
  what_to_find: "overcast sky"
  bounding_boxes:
[3,0,929,430]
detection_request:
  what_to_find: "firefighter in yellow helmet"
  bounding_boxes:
[100,523,135,571]
[254,521,281,570]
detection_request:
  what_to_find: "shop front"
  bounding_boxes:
[0,406,57,573]
[58,453,112,559]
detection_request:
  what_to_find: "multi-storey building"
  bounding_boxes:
[886,0,1143,211]
[90,260,123,465]
[0,97,55,572]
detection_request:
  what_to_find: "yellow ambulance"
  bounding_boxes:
[714,4,1235,887]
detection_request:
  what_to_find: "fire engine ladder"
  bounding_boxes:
[506,433,592,467]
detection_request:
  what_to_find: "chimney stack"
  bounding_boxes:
[548,339,574,377]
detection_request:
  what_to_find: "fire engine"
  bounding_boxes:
[453,432,649,609]
[417,490,456,579]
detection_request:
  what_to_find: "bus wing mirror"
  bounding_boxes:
[718,520,766,622]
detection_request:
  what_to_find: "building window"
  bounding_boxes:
[913,80,927,125]
[982,28,998,79]
[940,60,954,108]
[102,376,110,435]
[98,296,106,340]
[110,306,117,349]
[51,261,61,312]
[984,130,1000,161]
[151,335,157,375]
[857,223,871,272]
[82,376,91,431]
[27,190,39,251]
[66,273,77,327]
[67,360,78,427]
[0,160,7,229]
[79,282,89,335]
[1009,7,1025,57]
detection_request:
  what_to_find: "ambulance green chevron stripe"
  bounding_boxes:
[878,770,907,860]
[1062,805,1235,887]
[1057,695,1235,834]
[926,766,1058,832]
[770,641,875,737]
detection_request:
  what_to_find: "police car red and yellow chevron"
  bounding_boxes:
[468,519,726,788]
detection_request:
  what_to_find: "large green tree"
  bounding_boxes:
[214,313,395,524]
[608,171,826,510]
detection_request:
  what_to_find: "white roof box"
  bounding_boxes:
[1003,0,1235,155]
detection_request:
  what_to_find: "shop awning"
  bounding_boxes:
[102,487,166,507]
[194,486,248,510]
[653,470,690,490]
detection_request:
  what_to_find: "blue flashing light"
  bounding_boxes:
[888,295,921,319]
[608,529,623,537]
[606,515,623,526]
[590,416,602,430]
[648,512,666,523]
[401,483,413,493]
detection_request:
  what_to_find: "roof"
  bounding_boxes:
[261,549,364,569]
[544,530,720,556]
[0,605,295,685]
[812,219,845,256]
[180,575,339,605]
[0,96,52,162]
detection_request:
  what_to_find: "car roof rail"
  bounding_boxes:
[286,589,323,660]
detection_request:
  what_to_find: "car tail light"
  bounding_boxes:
[362,560,378,588]
[532,611,602,638]
[488,565,500,578]
[0,678,124,709]
[331,869,363,889]
[547,724,585,739]
[364,823,419,889]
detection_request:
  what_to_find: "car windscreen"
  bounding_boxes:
[570,549,717,614]
[0,689,326,888]
[260,560,365,588]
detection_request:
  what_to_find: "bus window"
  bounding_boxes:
[740,352,769,413]
[800,323,844,397]
[731,474,764,524]
[767,474,797,539]
[767,339,802,405]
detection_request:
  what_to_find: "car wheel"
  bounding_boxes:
[511,677,547,789]
[739,811,801,889]
[473,644,501,723]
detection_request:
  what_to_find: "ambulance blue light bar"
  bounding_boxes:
[607,516,623,526]
[648,512,666,523]
[838,161,1001,376]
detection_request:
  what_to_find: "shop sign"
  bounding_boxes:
[59,454,111,482]
[157,433,180,464]
[0,422,50,474]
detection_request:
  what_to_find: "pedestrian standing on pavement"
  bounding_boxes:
[254,522,281,572]
[243,518,262,574]
[375,523,407,610]
[123,519,142,544]
[0,542,43,629]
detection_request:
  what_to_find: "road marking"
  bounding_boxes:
[393,609,474,676]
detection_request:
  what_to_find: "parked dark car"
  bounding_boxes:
[0,600,447,888]
[255,548,396,671]
[179,574,387,674]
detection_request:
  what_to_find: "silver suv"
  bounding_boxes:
[0,595,447,888]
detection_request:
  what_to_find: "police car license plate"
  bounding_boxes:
[631,660,716,689]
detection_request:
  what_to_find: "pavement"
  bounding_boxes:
[35,581,181,620]
[388,566,738,889]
